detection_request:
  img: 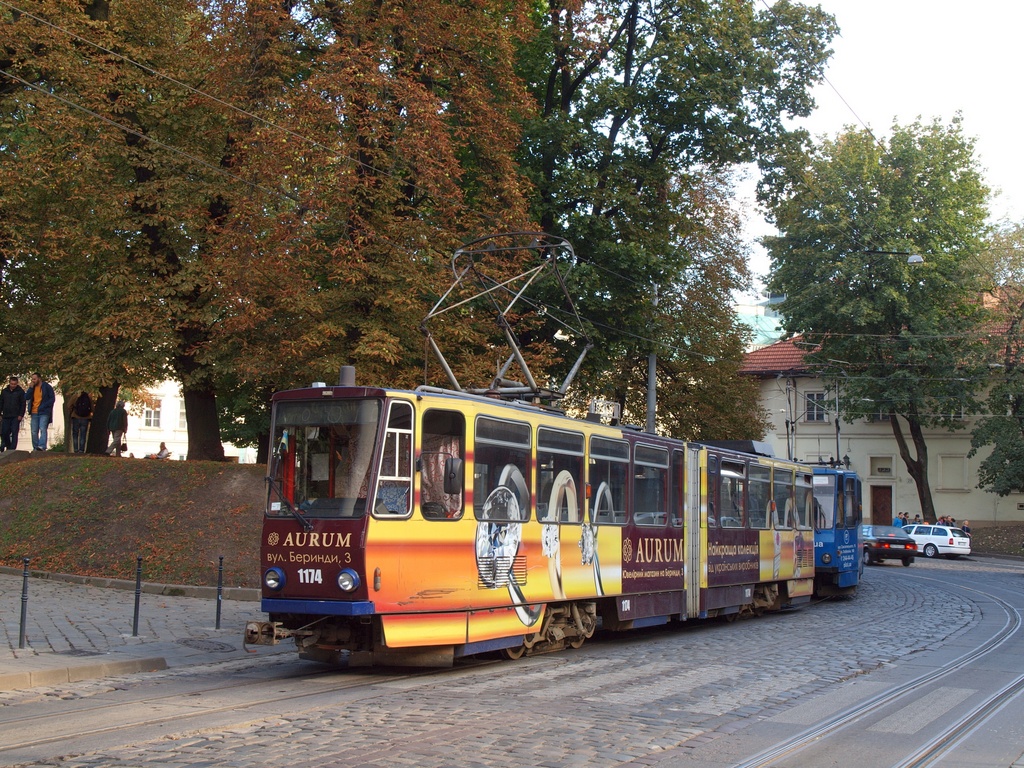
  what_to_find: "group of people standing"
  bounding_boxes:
[0,374,130,456]
[892,510,971,535]
[1,374,56,453]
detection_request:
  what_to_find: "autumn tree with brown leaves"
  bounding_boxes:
[0,0,533,457]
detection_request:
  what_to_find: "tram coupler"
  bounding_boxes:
[244,620,292,646]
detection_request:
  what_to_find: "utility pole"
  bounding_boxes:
[646,286,658,433]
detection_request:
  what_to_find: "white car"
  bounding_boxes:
[901,524,972,559]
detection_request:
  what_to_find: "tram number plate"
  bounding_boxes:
[298,568,323,584]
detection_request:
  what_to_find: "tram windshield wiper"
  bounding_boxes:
[267,449,313,532]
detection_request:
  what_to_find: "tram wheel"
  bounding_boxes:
[569,636,586,650]
[502,644,527,660]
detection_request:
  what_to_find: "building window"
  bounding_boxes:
[178,408,187,430]
[804,392,828,422]
[938,455,968,490]
[144,400,162,428]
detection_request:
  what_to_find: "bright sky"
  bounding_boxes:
[744,0,1024,289]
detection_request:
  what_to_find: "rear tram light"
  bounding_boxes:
[264,567,286,590]
[821,553,832,564]
[337,568,360,592]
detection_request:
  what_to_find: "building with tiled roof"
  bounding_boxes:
[738,335,813,376]
[741,338,1024,526]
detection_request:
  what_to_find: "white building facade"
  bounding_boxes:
[14,380,257,463]
[741,338,1024,526]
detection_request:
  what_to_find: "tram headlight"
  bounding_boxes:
[821,553,832,564]
[264,567,286,591]
[337,568,360,592]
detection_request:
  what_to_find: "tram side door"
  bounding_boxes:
[685,446,703,619]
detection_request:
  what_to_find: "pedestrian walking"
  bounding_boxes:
[105,400,128,457]
[0,376,26,452]
[25,373,55,452]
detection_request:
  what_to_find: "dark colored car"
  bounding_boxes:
[861,525,917,567]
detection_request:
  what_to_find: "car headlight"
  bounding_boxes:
[264,567,286,590]
[821,553,832,564]
[337,568,360,592]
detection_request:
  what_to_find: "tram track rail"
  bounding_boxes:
[0,658,496,759]
[735,570,1024,768]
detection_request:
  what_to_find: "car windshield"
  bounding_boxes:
[868,525,906,538]
[949,529,970,539]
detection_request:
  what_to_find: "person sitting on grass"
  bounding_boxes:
[145,442,171,460]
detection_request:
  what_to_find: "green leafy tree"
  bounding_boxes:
[516,0,837,434]
[969,222,1024,494]
[765,118,991,521]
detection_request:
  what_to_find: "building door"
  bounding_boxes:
[870,485,892,525]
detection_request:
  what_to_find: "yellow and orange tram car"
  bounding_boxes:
[245,373,819,666]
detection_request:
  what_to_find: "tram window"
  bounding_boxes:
[268,399,382,519]
[797,473,815,529]
[773,468,796,529]
[537,428,584,524]
[671,449,685,528]
[748,464,771,529]
[420,409,465,520]
[633,444,669,527]
[844,478,859,528]
[474,416,531,523]
[811,474,836,530]
[372,401,414,517]
[590,436,628,525]
[719,461,746,527]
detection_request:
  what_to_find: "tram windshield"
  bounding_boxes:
[267,399,382,519]
[812,475,837,530]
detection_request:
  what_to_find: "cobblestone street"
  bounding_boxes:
[3,558,1010,767]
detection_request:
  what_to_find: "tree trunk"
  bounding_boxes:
[182,386,225,461]
[87,384,120,454]
[255,430,269,465]
[889,413,936,522]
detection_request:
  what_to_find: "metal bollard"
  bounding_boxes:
[18,558,29,649]
[216,556,224,630]
[132,556,143,637]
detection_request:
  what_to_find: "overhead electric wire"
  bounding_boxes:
[756,0,884,152]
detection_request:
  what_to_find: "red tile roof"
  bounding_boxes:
[740,336,815,376]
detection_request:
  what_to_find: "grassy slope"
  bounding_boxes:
[1,454,1021,588]
[0,454,265,587]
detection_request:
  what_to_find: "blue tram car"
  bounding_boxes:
[811,466,863,596]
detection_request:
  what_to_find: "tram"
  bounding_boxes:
[811,466,863,596]
[243,373,819,666]
[242,232,837,666]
